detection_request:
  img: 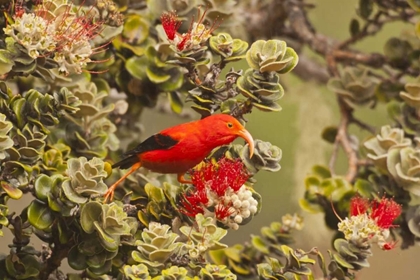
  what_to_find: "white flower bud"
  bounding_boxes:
[242,209,251,218]
[249,205,257,214]
[230,223,239,230]
[241,200,250,209]
[233,200,242,208]
[234,215,243,224]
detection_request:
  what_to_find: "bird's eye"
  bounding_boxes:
[227,122,233,128]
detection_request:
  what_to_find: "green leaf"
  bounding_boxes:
[251,235,270,254]
[312,165,331,178]
[122,14,149,45]
[94,221,119,251]
[168,91,183,114]
[354,179,374,198]
[408,0,420,11]
[333,253,354,269]
[146,67,171,83]
[58,220,72,244]
[126,56,147,80]
[1,181,23,199]
[80,201,103,234]
[321,126,338,144]
[350,19,360,36]
[0,49,14,75]
[253,101,282,112]
[277,47,299,74]
[358,0,373,19]
[68,245,88,270]
[299,198,323,213]
[34,175,52,201]
[27,200,55,230]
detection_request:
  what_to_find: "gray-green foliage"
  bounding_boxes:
[3,0,413,279]
[328,67,378,108]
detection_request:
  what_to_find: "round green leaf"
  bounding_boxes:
[34,175,52,201]
[27,200,55,230]
[321,126,338,144]
[68,245,88,270]
[80,201,103,234]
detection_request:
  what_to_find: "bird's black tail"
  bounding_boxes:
[112,155,138,169]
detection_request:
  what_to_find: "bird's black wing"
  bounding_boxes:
[112,133,179,169]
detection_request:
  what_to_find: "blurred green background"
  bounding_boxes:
[2,0,420,278]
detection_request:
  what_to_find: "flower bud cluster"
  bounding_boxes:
[4,0,106,75]
[181,157,258,229]
[4,13,55,58]
[210,184,258,230]
[337,195,401,250]
[161,9,218,52]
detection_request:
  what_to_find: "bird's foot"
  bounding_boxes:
[103,186,116,203]
[177,173,193,184]
[103,162,142,203]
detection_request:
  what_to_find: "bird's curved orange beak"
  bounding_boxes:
[237,129,254,158]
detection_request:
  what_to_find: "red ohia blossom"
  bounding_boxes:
[160,7,220,51]
[350,196,369,216]
[215,203,233,220]
[370,197,402,229]
[161,11,181,40]
[190,158,249,196]
[350,195,402,229]
[382,240,398,251]
[181,189,207,217]
[180,157,249,217]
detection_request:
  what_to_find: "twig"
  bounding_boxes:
[38,225,75,280]
[332,50,386,68]
[328,135,340,177]
[329,99,359,182]
[349,116,376,134]
[293,55,330,83]
[338,11,385,49]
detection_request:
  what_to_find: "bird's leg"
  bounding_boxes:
[177,173,192,184]
[104,162,142,202]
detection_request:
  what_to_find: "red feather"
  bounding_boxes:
[104,114,254,201]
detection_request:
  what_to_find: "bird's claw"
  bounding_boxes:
[103,188,115,203]
[177,173,193,185]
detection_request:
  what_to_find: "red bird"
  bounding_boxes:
[104,114,254,201]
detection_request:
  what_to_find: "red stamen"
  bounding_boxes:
[161,11,182,40]
[180,189,208,217]
[382,241,398,251]
[176,33,190,51]
[350,195,369,216]
[190,158,249,196]
[215,203,233,220]
[180,197,205,217]
[370,197,402,229]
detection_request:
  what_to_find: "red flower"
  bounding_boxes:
[382,241,398,251]
[370,197,402,229]
[215,203,233,220]
[180,157,249,218]
[160,7,220,51]
[161,11,181,40]
[350,195,401,229]
[190,158,249,196]
[350,196,369,216]
[180,189,207,217]
[176,33,190,51]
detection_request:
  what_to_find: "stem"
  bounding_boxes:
[329,99,359,182]
[350,116,376,134]
[38,227,75,280]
